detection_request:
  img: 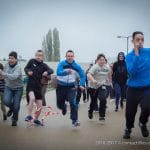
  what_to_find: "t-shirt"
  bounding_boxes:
[88,64,111,89]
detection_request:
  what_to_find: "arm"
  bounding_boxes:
[87,66,97,83]
[77,66,86,87]
[43,63,54,75]
[125,55,139,76]
[24,59,33,75]
[3,65,22,80]
[56,61,68,76]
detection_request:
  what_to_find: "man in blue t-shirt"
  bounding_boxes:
[123,31,150,139]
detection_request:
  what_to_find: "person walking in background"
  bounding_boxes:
[87,54,112,122]
[56,50,85,127]
[0,63,7,121]
[123,31,150,139]
[112,52,128,111]
[24,50,53,125]
[1,51,23,126]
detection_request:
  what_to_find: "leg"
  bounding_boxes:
[12,87,23,122]
[139,88,150,125]
[34,100,43,120]
[3,86,13,110]
[98,87,107,118]
[41,84,47,106]
[76,87,81,105]
[114,83,121,111]
[56,87,66,111]
[125,87,141,129]
[67,88,77,122]
[28,91,36,116]
[88,88,97,114]
[0,92,6,115]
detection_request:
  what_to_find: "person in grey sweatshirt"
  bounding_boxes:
[0,51,23,126]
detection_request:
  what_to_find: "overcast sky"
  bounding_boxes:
[0,0,150,62]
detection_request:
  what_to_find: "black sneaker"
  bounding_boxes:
[123,128,131,139]
[33,120,43,126]
[62,104,67,115]
[12,120,17,126]
[99,117,105,121]
[3,114,7,121]
[115,106,118,112]
[115,108,118,112]
[7,110,13,117]
[88,111,93,119]
[139,122,149,137]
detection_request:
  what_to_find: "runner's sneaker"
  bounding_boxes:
[72,120,80,127]
[25,115,33,122]
[139,122,149,137]
[33,120,43,126]
[123,128,131,139]
[99,117,105,124]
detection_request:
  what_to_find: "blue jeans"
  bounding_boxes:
[114,83,126,108]
[4,86,23,121]
[56,86,78,122]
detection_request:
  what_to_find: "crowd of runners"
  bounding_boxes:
[0,31,150,139]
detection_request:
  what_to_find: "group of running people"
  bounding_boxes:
[0,31,149,139]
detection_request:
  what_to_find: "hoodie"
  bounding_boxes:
[112,52,128,85]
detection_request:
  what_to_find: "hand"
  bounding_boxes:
[79,86,85,91]
[67,69,72,75]
[42,71,48,76]
[28,71,33,76]
[92,79,97,84]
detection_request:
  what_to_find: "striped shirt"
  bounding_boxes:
[0,78,5,92]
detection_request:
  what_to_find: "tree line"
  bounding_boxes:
[42,28,60,62]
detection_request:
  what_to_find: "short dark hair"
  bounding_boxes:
[36,50,43,53]
[66,50,74,55]
[132,31,144,39]
[0,63,4,70]
[96,53,106,61]
[9,51,18,59]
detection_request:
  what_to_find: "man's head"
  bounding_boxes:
[35,50,44,62]
[132,31,144,50]
[65,50,74,63]
[8,51,18,65]
[96,53,106,66]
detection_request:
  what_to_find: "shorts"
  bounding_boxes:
[27,85,42,100]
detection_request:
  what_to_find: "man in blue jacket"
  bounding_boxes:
[56,50,85,127]
[123,31,150,139]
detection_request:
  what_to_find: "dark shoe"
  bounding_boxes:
[123,128,131,139]
[99,117,105,121]
[25,115,33,122]
[115,106,118,112]
[12,120,17,126]
[139,122,149,137]
[88,111,93,119]
[62,104,67,115]
[33,120,43,126]
[7,110,13,117]
[3,114,7,121]
[115,108,118,112]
